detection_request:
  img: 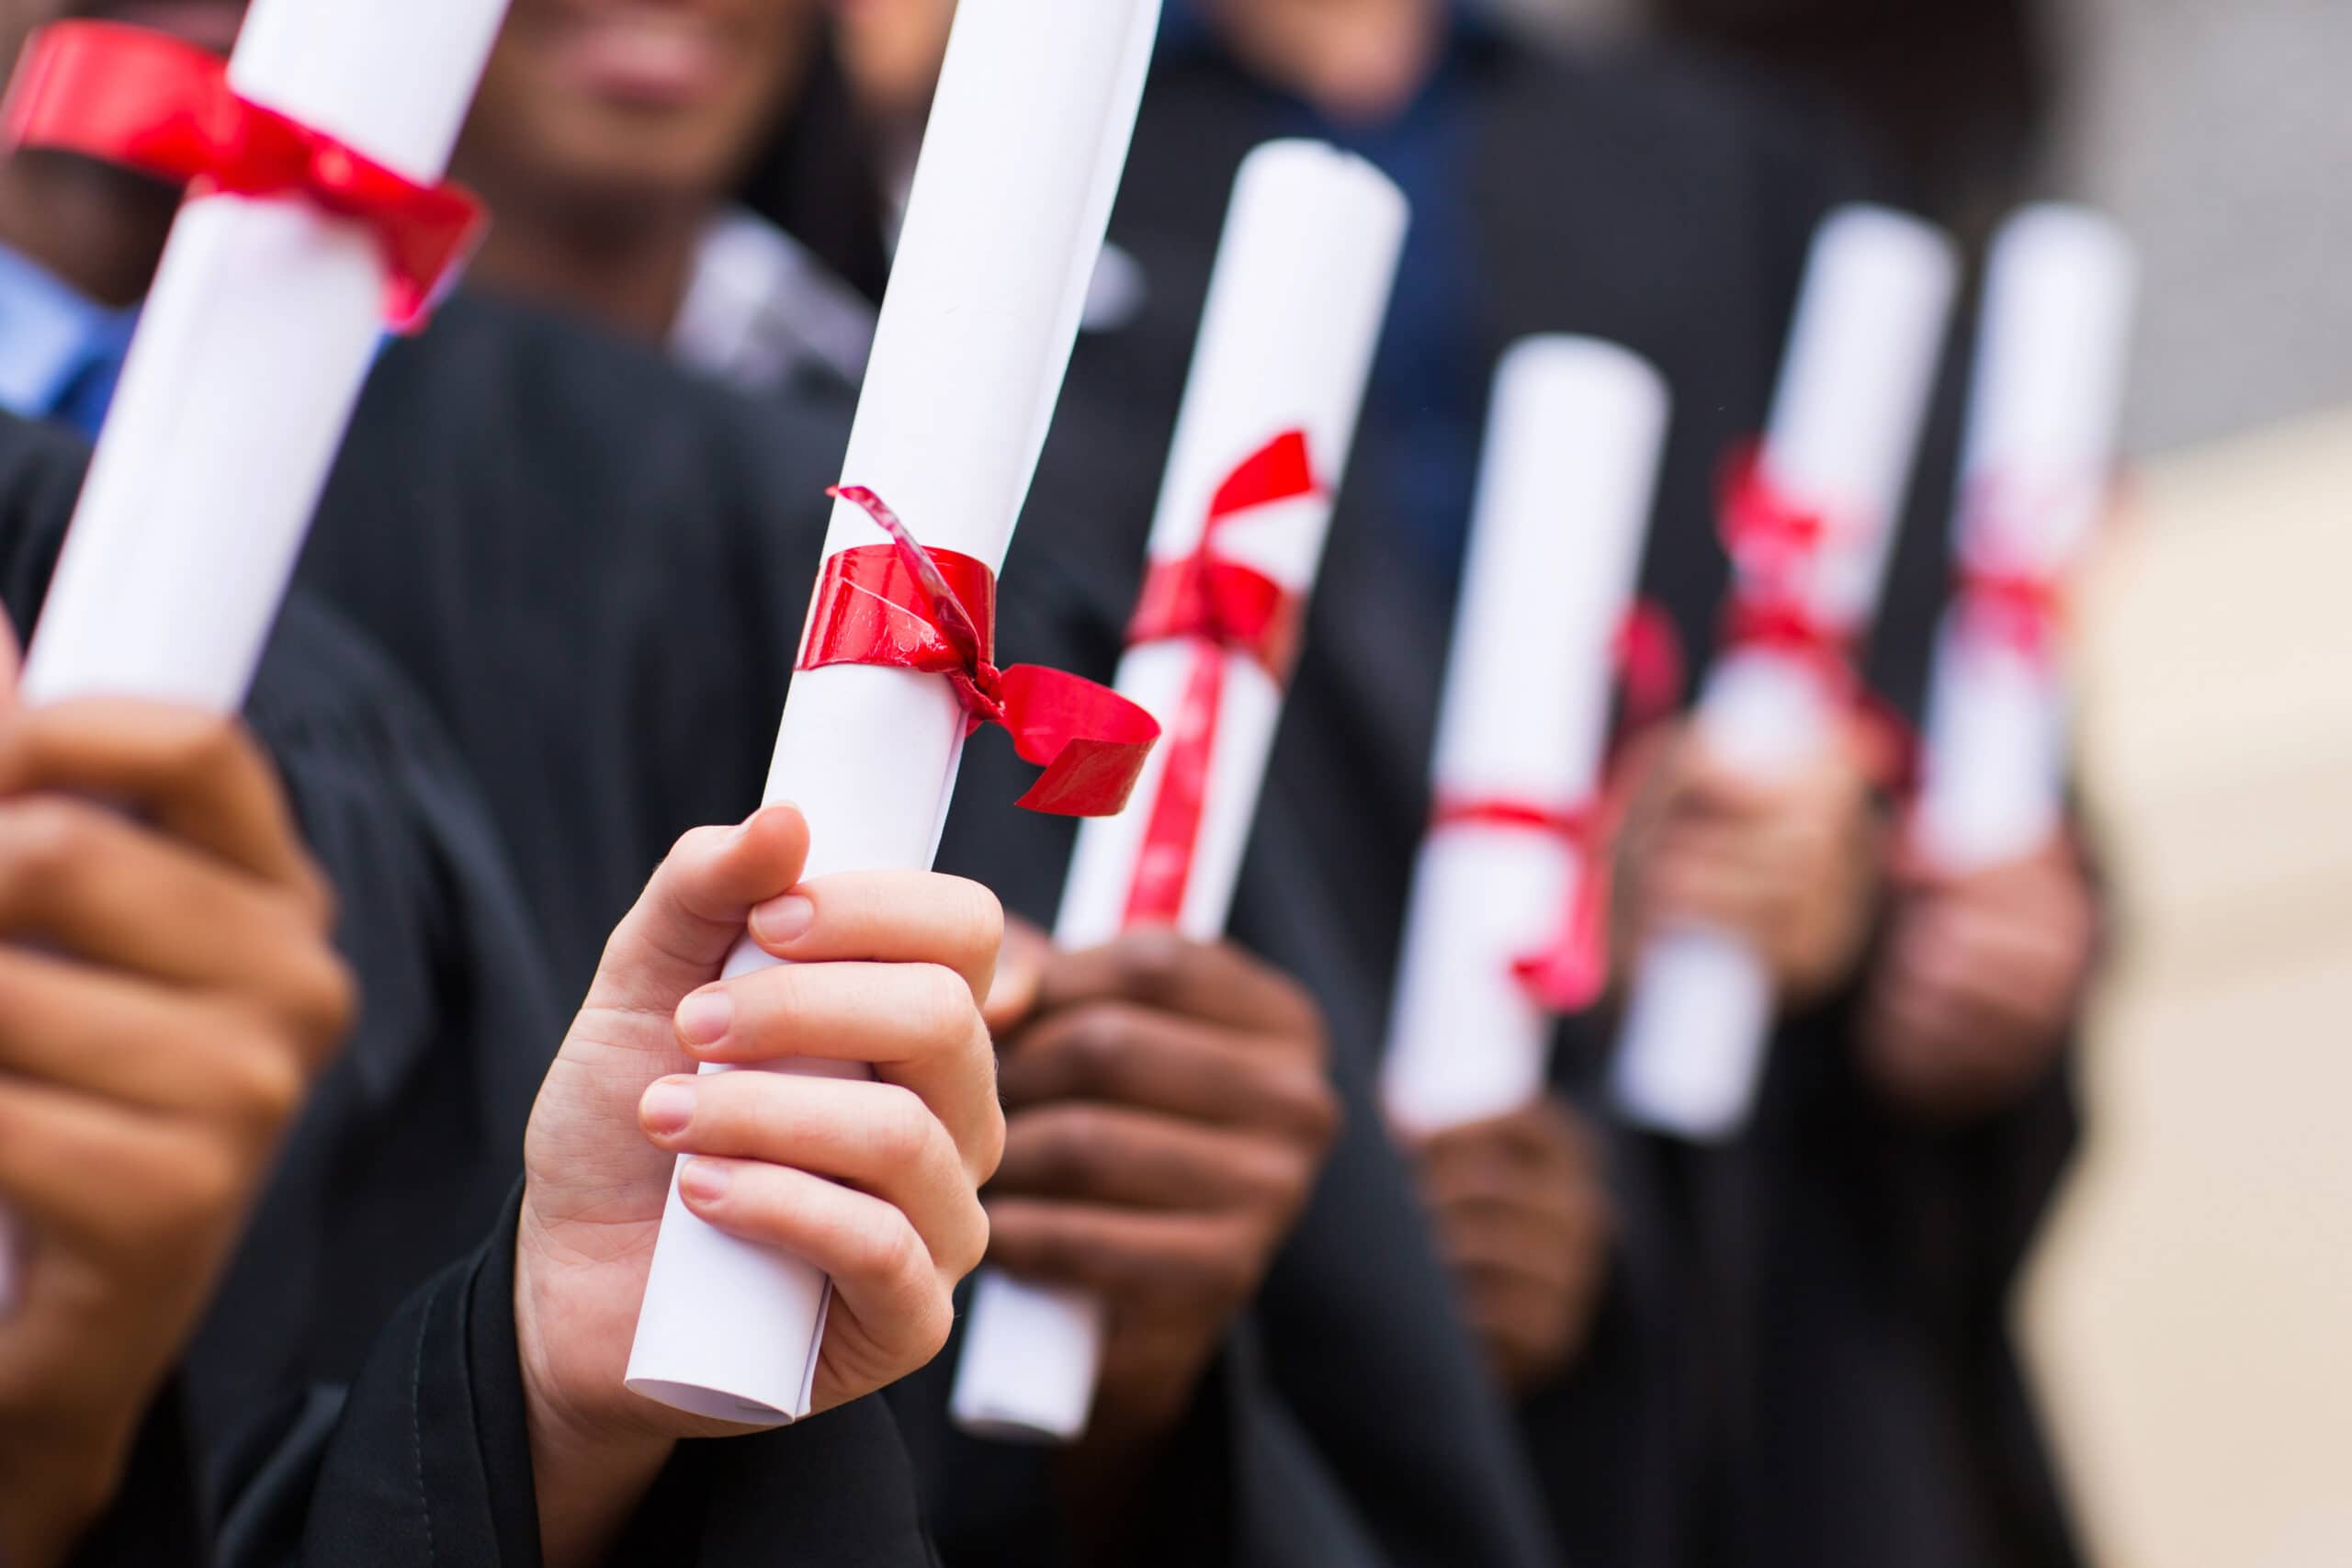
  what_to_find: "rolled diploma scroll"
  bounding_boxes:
[1379,338,1669,1137]
[948,139,1408,1445]
[623,0,1163,1426]
[1610,206,1959,1143]
[0,0,507,1312]
[1913,206,2136,871]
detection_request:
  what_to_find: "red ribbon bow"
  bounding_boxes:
[806,487,1159,817]
[1715,442,1860,684]
[1,21,485,332]
[1117,430,1320,925]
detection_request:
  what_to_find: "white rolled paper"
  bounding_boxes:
[0,0,508,1312]
[1610,206,1959,1143]
[624,0,1162,1426]
[1379,338,1669,1137]
[1913,206,2136,872]
[948,139,1408,1446]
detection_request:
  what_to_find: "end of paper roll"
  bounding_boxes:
[949,1269,1110,1444]
[623,1154,834,1426]
[1610,924,1777,1142]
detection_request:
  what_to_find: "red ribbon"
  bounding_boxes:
[1419,603,1688,1015]
[1955,562,2065,661]
[1715,442,1860,685]
[1430,795,1615,1014]
[807,487,1159,818]
[1118,431,1320,925]
[1,22,485,332]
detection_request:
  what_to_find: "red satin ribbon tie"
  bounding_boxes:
[1119,431,1319,924]
[807,487,1159,818]
[1,21,484,331]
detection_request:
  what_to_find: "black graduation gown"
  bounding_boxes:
[968,28,2081,1568]
[0,411,936,1567]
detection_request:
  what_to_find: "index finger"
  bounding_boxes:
[0,700,319,898]
[1035,929,1323,1041]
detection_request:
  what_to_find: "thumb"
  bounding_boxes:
[981,915,1052,1036]
[585,804,811,1015]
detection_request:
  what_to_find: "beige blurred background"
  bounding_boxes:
[1498,0,2352,1559]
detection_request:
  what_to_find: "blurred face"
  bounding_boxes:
[1,0,245,72]
[829,0,955,125]
[461,0,820,218]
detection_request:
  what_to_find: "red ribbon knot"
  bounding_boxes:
[1,21,485,332]
[807,486,1159,818]
[1119,430,1320,925]
[1955,560,2066,662]
[1715,441,1860,687]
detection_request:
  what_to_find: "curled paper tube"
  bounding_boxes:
[948,139,1408,1446]
[1379,337,1670,1138]
[1914,205,2137,874]
[1610,206,1960,1145]
[622,0,1164,1426]
[0,0,511,1319]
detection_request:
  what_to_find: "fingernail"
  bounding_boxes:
[679,1157,731,1204]
[751,892,815,945]
[676,988,733,1047]
[642,1078,696,1136]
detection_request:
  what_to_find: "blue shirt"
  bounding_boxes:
[0,242,136,439]
[1161,2,1491,580]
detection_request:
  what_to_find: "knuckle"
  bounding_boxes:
[910,1284,956,1366]
[856,1213,925,1287]
[164,1143,247,1232]
[1057,1004,1132,1089]
[163,712,246,783]
[943,1196,990,1280]
[910,964,978,1049]
[944,876,1003,969]
[967,1095,1006,1187]
[867,1083,936,1168]
[1113,926,1188,999]
[0,796,93,888]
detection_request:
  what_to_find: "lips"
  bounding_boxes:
[542,6,733,109]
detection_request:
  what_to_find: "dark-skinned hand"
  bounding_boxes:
[983,920,1340,1477]
[1858,833,2097,1122]
[1410,1096,1615,1399]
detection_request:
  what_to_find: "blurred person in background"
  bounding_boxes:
[1613,0,2057,243]
[453,0,884,395]
[865,1,2101,1565]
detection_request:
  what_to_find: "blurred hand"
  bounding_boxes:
[514,807,1002,1568]
[1410,1098,1615,1399]
[983,923,1340,1452]
[1614,715,1885,1008]
[1858,835,2097,1122]
[0,678,351,1568]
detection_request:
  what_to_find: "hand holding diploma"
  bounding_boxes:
[1861,205,2133,1120]
[623,0,1165,1423]
[0,623,352,1568]
[950,140,1406,1445]
[0,0,508,1313]
[514,808,1003,1567]
[1610,206,1959,1143]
